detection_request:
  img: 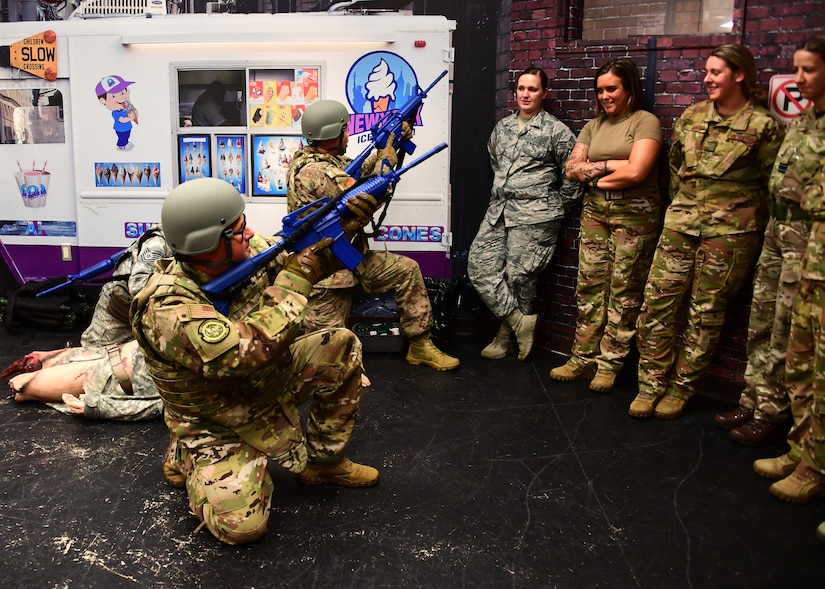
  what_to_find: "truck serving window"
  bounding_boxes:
[0,88,65,145]
[174,65,321,195]
[178,70,246,128]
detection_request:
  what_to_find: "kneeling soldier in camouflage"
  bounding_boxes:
[132,178,378,545]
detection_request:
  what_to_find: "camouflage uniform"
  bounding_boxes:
[568,110,662,374]
[737,110,817,422]
[81,227,169,347]
[468,110,582,317]
[287,147,433,337]
[781,107,825,470]
[49,228,171,421]
[132,234,364,544]
[636,99,785,402]
[43,342,161,421]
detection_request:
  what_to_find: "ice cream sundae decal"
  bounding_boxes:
[14,160,50,208]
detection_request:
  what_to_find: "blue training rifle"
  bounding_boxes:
[35,248,128,298]
[204,142,448,315]
[345,69,448,181]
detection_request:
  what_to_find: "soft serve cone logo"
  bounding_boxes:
[346,52,422,130]
[365,59,396,113]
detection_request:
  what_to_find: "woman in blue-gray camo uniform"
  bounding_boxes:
[469,67,582,362]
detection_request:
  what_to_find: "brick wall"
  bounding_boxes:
[503,0,825,386]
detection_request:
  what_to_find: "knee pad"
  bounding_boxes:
[196,463,274,545]
[201,501,270,545]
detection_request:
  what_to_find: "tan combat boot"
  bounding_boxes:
[297,457,379,487]
[589,369,617,393]
[481,321,515,359]
[549,359,596,382]
[406,335,460,371]
[754,452,799,481]
[163,432,186,488]
[628,391,657,418]
[654,394,687,420]
[505,309,538,361]
[769,465,825,504]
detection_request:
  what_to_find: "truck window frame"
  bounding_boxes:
[173,64,322,196]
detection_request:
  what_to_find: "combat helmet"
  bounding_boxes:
[162,178,244,256]
[301,100,349,142]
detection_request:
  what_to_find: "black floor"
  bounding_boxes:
[0,324,822,589]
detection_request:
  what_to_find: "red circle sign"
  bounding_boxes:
[770,77,812,120]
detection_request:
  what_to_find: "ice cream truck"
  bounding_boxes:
[0,4,455,295]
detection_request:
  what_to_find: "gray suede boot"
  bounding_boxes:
[505,309,537,361]
[481,321,515,359]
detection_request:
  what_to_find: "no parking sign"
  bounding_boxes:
[769,75,812,121]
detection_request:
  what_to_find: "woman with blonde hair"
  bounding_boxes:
[631,44,785,420]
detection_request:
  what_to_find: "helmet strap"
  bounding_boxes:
[176,234,238,269]
[214,232,239,268]
[335,125,346,153]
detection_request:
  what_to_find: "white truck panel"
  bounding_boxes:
[0,12,455,282]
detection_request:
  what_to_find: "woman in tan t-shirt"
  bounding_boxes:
[549,58,663,393]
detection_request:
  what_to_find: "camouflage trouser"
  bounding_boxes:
[166,328,363,545]
[80,292,133,348]
[304,250,433,339]
[784,278,821,467]
[569,199,660,373]
[737,218,808,421]
[468,218,561,317]
[637,229,762,400]
[78,344,161,420]
[35,345,126,397]
[40,343,161,420]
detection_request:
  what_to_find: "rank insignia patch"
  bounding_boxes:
[198,319,230,344]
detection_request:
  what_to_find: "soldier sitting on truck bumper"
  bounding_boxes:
[287,100,459,373]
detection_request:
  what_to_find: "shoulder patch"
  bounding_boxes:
[198,318,230,344]
[188,304,220,319]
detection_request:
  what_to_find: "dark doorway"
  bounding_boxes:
[414,0,498,256]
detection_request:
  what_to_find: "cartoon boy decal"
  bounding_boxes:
[96,75,138,151]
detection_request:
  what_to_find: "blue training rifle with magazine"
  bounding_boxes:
[345,69,448,180]
[204,142,448,315]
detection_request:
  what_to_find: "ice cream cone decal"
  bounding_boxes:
[365,59,397,113]
[125,100,138,124]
